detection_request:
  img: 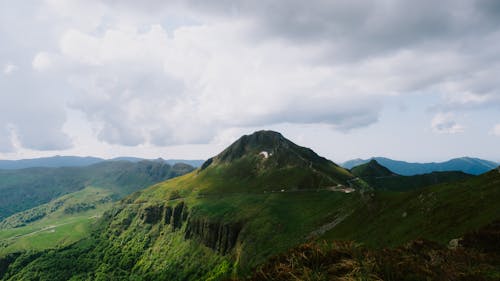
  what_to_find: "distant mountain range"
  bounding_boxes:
[3,155,497,175]
[342,156,498,175]
[0,156,205,170]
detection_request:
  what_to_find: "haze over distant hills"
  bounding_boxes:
[342,156,498,175]
[0,156,205,170]
[2,155,497,176]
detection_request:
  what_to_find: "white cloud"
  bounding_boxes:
[1,0,500,155]
[32,52,53,71]
[3,63,18,75]
[490,124,500,136]
[431,113,465,134]
[41,21,386,146]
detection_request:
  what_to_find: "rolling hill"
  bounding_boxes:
[0,131,498,280]
[0,131,365,280]
[0,160,194,220]
[0,156,205,170]
[0,186,115,255]
[325,167,500,247]
[343,156,498,175]
[0,161,195,256]
[351,159,473,191]
[0,156,103,170]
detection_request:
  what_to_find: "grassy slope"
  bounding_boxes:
[369,171,473,191]
[241,225,500,281]
[137,170,362,269]
[4,164,499,280]
[0,161,194,220]
[0,132,364,280]
[0,161,194,256]
[0,186,114,255]
[1,132,497,280]
[324,168,500,247]
[351,159,473,191]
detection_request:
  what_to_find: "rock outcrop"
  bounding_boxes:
[185,219,243,254]
[141,202,188,230]
[140,201,243,255]
[172,202,187,230]
[164,206,173,225]
[141,205,164,224]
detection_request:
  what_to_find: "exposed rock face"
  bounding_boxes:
[140,202,242,255]
[172,202,187,230]
[185,219,243,254]
[141,205,164,224]
[164,206,173,225]
[141,202,188,231]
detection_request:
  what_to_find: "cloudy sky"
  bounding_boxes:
[1,0,500,163]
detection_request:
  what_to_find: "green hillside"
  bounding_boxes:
[351,159,394,178]
[351,159,473,191]
[325,168,500,247]
[0,161,194,220]
[242,220,500,280]
[0,161,194,256]
[0,131,498,280]
[0,131,365,280]
[0,187,114,255]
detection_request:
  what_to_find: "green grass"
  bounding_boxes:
[0,186,113,255]
[0,160,194,220]
[2,163,498,280]
[0,132,497,280]
[351,159,473,191]
[0,161,194,256]
[323,169,500,247]
[0,145,363,280]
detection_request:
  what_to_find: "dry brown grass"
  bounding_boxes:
[234,220,500,281]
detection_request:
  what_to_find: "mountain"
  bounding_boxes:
[342,156,498,175]
[0,130,365,280]
[0,131,498,280]
[0,156,103,170]
[351,159,395,178]
[351,160,473,191]
[198,130,355,191]
[341,158,367,170]
[0,161,194,220]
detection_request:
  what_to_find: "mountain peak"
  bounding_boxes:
[203,130,293,166]
[199,130,354,188]
[351,159,395,178]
